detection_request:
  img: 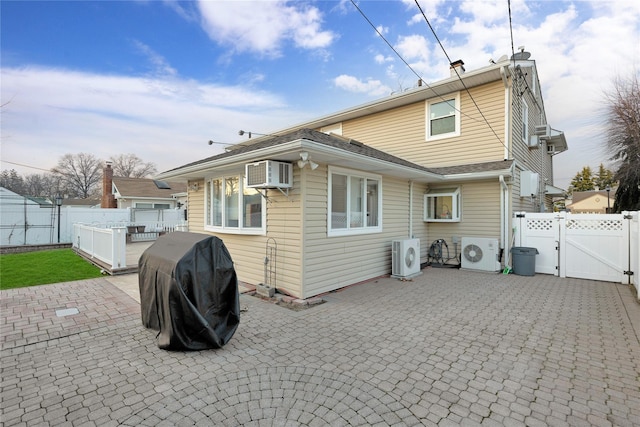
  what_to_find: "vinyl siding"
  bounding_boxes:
[301,167,415,299]
[342,80,507,168]
[426,180,502,246]
[186,176,304,297]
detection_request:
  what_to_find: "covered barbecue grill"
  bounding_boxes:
[139,232,240,350]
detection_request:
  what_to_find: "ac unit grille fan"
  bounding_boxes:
[405,246,416,268]
[460,237,501,272]
[463,244,483,263]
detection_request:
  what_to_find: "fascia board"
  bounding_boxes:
[440,168,514,182]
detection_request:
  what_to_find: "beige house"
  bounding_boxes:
[566,189,615,213]
[156,53,568,299]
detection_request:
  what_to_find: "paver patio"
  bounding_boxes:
[1,269,639,426]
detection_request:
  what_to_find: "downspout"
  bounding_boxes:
[500,64,511,161]
[499,175,510,267]
[409,180,414,238]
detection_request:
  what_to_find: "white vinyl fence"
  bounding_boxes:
[1,195,186,246]
[73,222,188,272]
[514,211,640,298]
[73,225,128,271]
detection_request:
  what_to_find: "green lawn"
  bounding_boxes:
[0,249,104,290]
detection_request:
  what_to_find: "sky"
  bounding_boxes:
[1,0,639,189]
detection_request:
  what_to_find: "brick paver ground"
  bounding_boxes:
[1,269,639,426]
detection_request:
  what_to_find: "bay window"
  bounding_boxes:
[205,175,264,234]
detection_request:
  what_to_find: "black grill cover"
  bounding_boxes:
[139,232,240,350]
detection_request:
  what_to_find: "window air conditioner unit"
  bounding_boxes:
[245,161,293,188]
[533,124,550,136]
[528,135,540,148]
[391,238,421,278]
[461,237,501,272]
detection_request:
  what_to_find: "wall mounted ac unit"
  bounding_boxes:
[245,161,293,188]
[520,170,539,197]
[461,237,501,272]
[391,238,421,278]
[533,124,550,136]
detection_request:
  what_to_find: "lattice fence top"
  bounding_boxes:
[526,218,555,231]
[566,218,623,231]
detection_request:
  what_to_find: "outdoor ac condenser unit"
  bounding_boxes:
[391,238,421,278]
[461,237,501,272]
[245,161,293,188]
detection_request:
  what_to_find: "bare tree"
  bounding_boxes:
[605,71,640,211]
[23,173,62,198]
[0,169,25,194]
[109,153,157,178]
[52,153,103,198]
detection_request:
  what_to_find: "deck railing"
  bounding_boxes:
[73,224,127,271]
[73,221,187,272]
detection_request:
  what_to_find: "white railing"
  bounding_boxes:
[73,224,127,271]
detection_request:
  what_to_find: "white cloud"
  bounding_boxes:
[132,40,178,77]
[197,0,335,57]
[0,67,301,175]
[376,25,389,36]
[374,54,394,64]
[333,74,391,97]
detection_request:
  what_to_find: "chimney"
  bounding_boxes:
[101,161,117,208]
[449,59,465,77]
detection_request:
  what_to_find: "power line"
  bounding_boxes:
[1,159,52,173]
[413,0,507,152]
[348,0,479,125]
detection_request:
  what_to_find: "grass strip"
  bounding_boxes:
[0,249,103,290]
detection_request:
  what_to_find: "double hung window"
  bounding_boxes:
[427,93,460,140]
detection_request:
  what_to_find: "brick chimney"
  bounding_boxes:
[101,161,117,208]
[450,59,465,77]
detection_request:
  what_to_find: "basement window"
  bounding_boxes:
[424,188,460,222]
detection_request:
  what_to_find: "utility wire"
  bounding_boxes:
[1,159,52,172]
[349,0,479,125]
[413,0,507,152]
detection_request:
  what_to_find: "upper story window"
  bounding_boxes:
[328,167,382,236]
[426,93,460,141]
[204,175,265,235]
[424,187,461,222]
[521,99,529,143]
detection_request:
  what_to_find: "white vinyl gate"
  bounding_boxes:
[514,212,639,289]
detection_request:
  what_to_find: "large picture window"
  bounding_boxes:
[328,167,382,236]
[205,175,264,234]
[426,93,460,140]
[424,188,460,222]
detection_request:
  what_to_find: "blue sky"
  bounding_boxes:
[2,1,639,189]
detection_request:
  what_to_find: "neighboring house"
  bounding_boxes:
[101,162,187,210]
[156,52,568,299]
[566,189,616,214]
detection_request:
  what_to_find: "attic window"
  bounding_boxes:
[154,180,171,189]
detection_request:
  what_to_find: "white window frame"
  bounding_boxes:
[521,99,529,144]
[204,174,266,235]
[424,187,461,222]
[328,166,382,237]
[426,92,461,141]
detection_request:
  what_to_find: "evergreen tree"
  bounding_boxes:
[569,166,595,193]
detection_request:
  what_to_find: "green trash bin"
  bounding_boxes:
[510,247,539,276]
